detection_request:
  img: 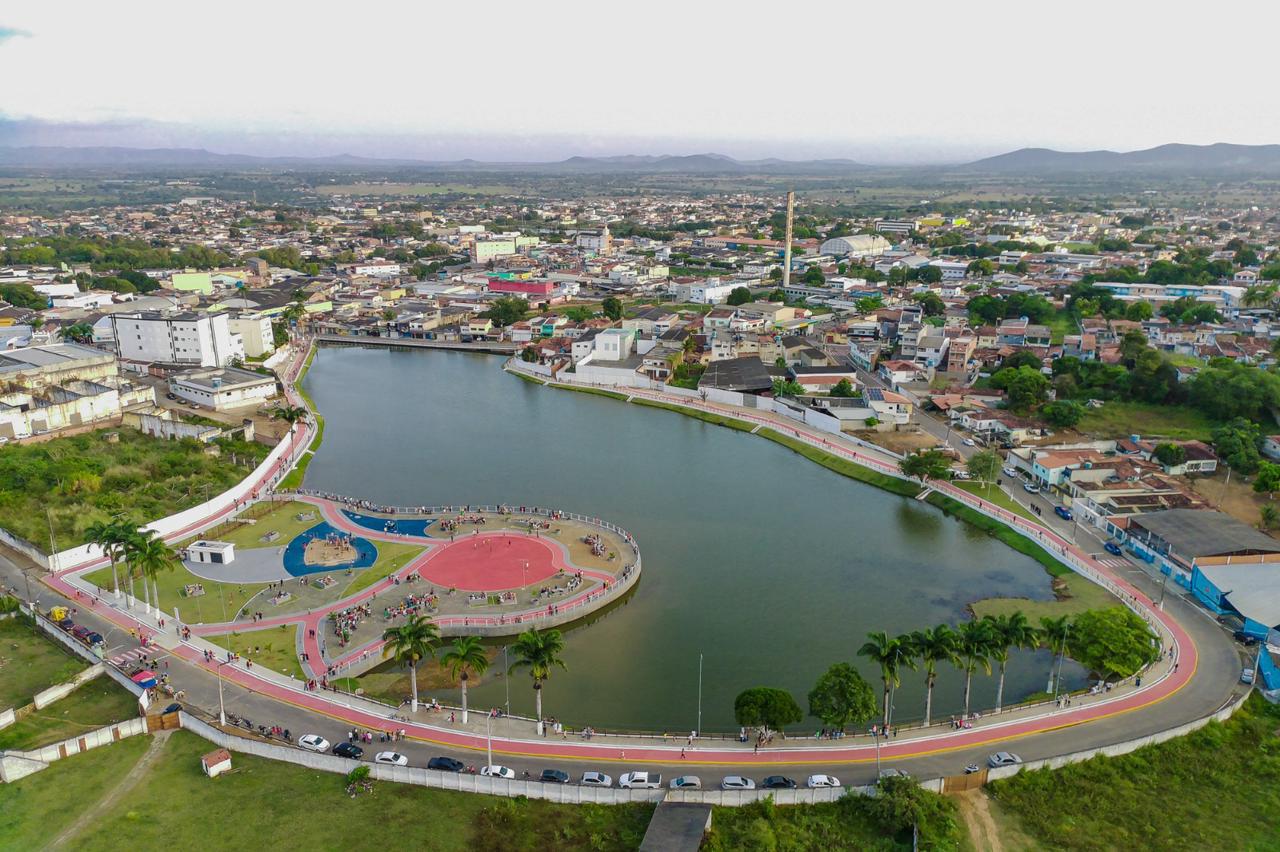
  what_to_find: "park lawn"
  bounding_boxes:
[0,616,86,708]
[969,572,1117,621]
[343,541,427,596]
[207,500,320,550]
[757,429,922,497]
[630,397,755,431]
[208,626,304,680]
[548,383,629,401]
[989,693,1280,851]
[0,426,270,549]
[81,563,266,624]
[1077,400,1220,442]
[0,677,139,751]
[951,480,1038,522]
[0,733,150,850]
[54,730,652,851]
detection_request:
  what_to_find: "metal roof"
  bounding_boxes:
[1131,509,1280,559]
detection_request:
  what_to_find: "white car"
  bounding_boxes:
[963,438,977,447]
[720,775,756,791]
[1023,482,1040,493]
[987,752,1023,768]
[669,775,701,790]
[618,771,662,789]
[580,771,613,787]
[806,774,841,788]
[879,768,911,780]
[481,765,516,779]
[1002,466,1019,477]
[375,751,408,766]
[298,734,330,753]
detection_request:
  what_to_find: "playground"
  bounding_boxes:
[417,533,562,591]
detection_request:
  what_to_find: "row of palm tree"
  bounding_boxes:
[381,619,568,727]
[858,611,1062,728]
[85,518,178,616]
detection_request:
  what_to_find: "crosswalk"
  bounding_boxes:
[1094,557,1132,570]
[107,647,153,667]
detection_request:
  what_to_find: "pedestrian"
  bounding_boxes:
[680,748,686,759]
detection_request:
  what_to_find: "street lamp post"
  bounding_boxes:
[504,645,510,717]
[486,712,493,769]
[215,658,231,726]
[696,653,703,738]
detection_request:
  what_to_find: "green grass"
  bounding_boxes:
[0,616,86,708]
[952,480,1037,522]
[277,451,313,490]
[1077,400,1220,441]
[630,398,754,431]
[82,563,265,623]
[343,541,426,595]
[0,677,139,751]
[208,627,304,680]
[990,693,1280,851]
[205,500,320,550]
[0,731,150,849]
[0,427,270,549]
[548,383,629,401]
[756,429,923,497]
[1043,308,1079,345]
[2,730,652,851]
[509,369,547,385]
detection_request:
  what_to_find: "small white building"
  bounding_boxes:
[169,366,277,411]
[186,540,236,565]
[593,328,634,361]
[202,748,233,778]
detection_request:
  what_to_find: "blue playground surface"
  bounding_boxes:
[283,522,379,577]
[341,509,436,538]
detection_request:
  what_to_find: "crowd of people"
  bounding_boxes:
[330,601,373,644]
[382,592,438,621]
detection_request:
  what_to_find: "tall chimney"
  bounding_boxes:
[781,190,795,293]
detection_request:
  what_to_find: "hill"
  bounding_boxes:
[965,142,1280,174]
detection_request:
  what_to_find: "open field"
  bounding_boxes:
[0,729,653,851]
[0,426,268,549]
[990,693,1280,851]
[0,615,86,708]
[1077,400,1220,441]
[0,677,139,751]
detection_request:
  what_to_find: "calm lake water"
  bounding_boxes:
[303,346,1083,731]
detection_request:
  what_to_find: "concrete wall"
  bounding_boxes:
[10,716,148,765]
[126,411,222,443]
[33,662,105,709]
[0,708,15,730]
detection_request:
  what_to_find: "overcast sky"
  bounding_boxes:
[2,0,1277,163]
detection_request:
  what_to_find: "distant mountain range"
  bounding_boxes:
[964,142,1280,173]
[3,142,1280,175]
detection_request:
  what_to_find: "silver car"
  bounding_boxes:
[720,775,756,791]
[988,752,1022,768]
[580,770,613,787]
[806,774,841,788]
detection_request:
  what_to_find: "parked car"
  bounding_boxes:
[71,625,94,644]
[618,771,662,789]
[1022,482,1040,493]
[161,703,183,715]
[1054,506,1073,521]
[427,756,465,772]
[720,775,756,791]
[375,752,408,766]
[540,769,569,784]
[1002,466,1019,478]
[580,770,613,787]
[165,392,178,400]
[987,752,1022,768]
[963,438,977,447]
[1233,630,1259,647]
[669,775,702,790]
[299,735,330,753]
[55,617,74,631]
[1241,666,1256,685]
[761,776,797,789]
[1103,541,1124,556]
[806,774,841,788]
[332,742,363,759]
[481,765,515,779]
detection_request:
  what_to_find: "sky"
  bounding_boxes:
[1,0,1277,164]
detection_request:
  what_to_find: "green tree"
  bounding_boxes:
[1039,615,1072,695]
[1189,360,1280,422]
[601,296,624,321]
[1254,461,1280,495]
[1001,351,1044,372]
[381,615,440,712]
[909,625,958,727]
[482,297,529,328]
[508,627,567,730]
[829,378,856,397]
[0,282,46,310]
[130,530,176,617]
[807,663,876,730]
[991,366,1050,414]
[1124,301,1154,321]
[440,635,490,724]
[1260,504,1279,530]
[1067,607,1158,680]
[1212,418,1262,474]
[858,632,915,727]
[966,449,1001,490]
[84,517,134,600]
[803,266,825,285]
[772,377,805,397]
[1040,400,1085,428]
[62,322,95,343]
[987,612,1040,712]
[726,286,752,306]
[918,266,943,284]
[733,686,803,733]
[1152,443,1186,468]
[899,449,953,481]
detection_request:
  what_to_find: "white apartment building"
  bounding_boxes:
[111,311,243,367]
[350,261,402,277]
[225,312,276,358]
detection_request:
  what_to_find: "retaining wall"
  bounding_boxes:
[33,662,105,709]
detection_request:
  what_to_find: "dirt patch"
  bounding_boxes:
[854,429,939,455]
[1187,470,1272,531]
[951,789,1004,852]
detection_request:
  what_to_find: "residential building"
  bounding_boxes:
[111,311,243,367]
[168,366,278,411]
[225,312,276,358]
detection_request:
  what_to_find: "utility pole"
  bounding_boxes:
[696,652,703,737]
[781,191,795,293]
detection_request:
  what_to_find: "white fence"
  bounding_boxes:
[11,716,148,765]
[33,663,105,709]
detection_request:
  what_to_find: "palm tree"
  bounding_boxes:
[271,404,310,427]
[128,531,176,618]
[858,631,914,727]
[440,636,490,724]
[911,625,958,727]
[508,627,567,732]
[987,613,1042,712]
[118,530,146,611]
[381,615,440,712]
[956,619,996,717]
[1040,616,1072,695]
[85,518,132,599]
